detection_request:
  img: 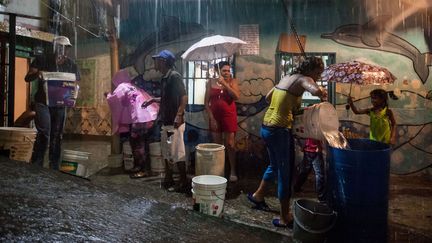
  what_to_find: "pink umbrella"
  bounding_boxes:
[107,83,159,134]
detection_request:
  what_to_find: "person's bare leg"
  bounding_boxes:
[225,132,237,181]
[252,179,269,202]
[279,197,293,224]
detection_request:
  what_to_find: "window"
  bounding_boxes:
[184,58,232,105]
[276,52,336,107]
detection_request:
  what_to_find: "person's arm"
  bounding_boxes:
[24,67,41,82]
[141,97,161,108]
[265,87,275,103]
[173,74,188,128]
[387,108,397,145]
[218,76,240,100]
[25,56,44,82]
[347,96,370,114]
[204,79,218,131]
[174,95,188,128]
[300,76,327,100]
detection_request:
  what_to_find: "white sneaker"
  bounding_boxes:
[229,175,238,182]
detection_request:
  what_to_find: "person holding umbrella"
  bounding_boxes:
[247,57,327,228]
[348,88,397,145]
[204,61,240,182]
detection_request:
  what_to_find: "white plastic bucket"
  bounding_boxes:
[0,127,36,162]
[293,102,339,141]
[195,143,225,176]
[192,175,228,217]
[122,142,134,170]
[149,142,164,173]
[61,150,90,177]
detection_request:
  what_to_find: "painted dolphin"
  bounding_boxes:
[121,15,209,73]
[321,15,432,84]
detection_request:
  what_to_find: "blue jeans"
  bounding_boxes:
[31,103,66,170]
[261,125,295,200]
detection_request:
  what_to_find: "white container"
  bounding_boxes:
[149,142,164,173]
[61,150,90,177]
[292,102,339,141]
[123,157,134,171]
[0,127,37,162]
[192,175,228,217]
[195,143,225,176]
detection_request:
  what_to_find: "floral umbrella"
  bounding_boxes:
[321,60,396,87]
[321,60,397,113]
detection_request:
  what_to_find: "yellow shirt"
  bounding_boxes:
[370,107,391,144]
[263,87,302,128]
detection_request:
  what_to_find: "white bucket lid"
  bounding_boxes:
[192,175,227,186]
[195,143,225,152]
[63,149,91,157]
[0,127,37,133]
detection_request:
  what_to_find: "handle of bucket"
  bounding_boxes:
[293,203,337,234]
[24,136,35,144]
[211,190,225,202]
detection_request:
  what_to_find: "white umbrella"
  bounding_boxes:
[181,35,247,61]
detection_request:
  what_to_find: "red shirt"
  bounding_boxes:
[304,138,321,153]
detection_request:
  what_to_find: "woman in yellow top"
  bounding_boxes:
[348,89,397,145]
[247,57,327,228]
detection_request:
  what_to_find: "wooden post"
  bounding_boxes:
[108,14,121,154]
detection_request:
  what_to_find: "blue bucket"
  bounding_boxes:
[327,138,391,242]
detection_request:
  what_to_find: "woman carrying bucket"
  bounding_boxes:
[247,57,327,228]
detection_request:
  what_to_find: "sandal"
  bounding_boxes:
[272,218,293,229]
[247,193,271,212]
[129,171,150,179]
[129,166,142,173]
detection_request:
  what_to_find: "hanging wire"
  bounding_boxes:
[288,17,306,58]
[281,0,306,58]
[40,0,101,38]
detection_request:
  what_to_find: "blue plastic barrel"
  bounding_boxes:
[327,138,391,243]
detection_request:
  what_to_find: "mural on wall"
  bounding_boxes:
[116,0,431,175]
[117,9,280,170]
[321,15,431,84]
[322,0,432,174]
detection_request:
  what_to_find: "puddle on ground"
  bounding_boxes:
[0,158,291,242]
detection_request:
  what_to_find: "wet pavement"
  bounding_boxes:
[1,156,432,242]
[0,157,290,242]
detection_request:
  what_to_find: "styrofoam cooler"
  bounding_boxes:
[292,102,339,141]
[42,72,78,107]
